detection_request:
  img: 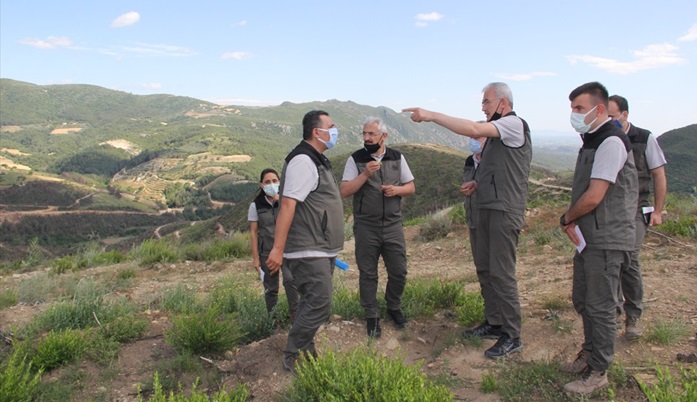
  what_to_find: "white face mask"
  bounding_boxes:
[570,105,598,134]
[263,183,279,197]
[317,127,338,149]
[468,138,483,154]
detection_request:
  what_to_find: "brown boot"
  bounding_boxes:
[561,349,590,374]
[625,315,643,340]
[563,365,608,395]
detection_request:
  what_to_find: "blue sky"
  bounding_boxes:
[1,1,696,137]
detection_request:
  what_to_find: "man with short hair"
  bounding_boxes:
[266,110,345,375]
[560,82,638,395]
[340,117,415,338]
[608,95,667,340]
[404,82,532,359]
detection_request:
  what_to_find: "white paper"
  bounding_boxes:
[259,269,265,282]
[574,226,586,253]
[642,206,654,215]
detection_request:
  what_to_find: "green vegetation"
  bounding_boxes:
[32,328,87,370]
[638,366,697,402]
[645,319,690,345]
[136,372,250,402]
[283,347,453,402]
[165,308,243,355]
[658,124,697,194]
[0,349,43,402]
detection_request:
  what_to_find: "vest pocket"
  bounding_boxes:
[490,174,498,198]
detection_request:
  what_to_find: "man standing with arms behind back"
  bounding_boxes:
[340,117,416,338]
[608,94,667,340]
[560,82,638,395]
[404,82,532,359]
[266,110,345,375]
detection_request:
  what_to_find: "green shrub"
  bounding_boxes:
[93,249,128,265]
[136,372,250,402]
[402,279,464,318]
[495,360,569,401]
[658,217,697,239]
[32,328,86,370]
[638,365,697,402]
[454,292,485,328]
[0,288,17,309]
[480,370,497,393]
[417,213,452,241]
[165,308,243,355]
[0,349,43,402]
[284,347,453,402]
[52,256,74,274]
[210,278,276,343]
[30,278,138,336]
[646,319,690,345]
[448,204,467,225]
[131,239,180,265]
[103,314,149,342]
[161,283,200,314]
[330,284,363,319]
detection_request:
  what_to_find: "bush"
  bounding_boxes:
[0,288,17,309]
[417,213,452,241]
[32,328,86,370]
[448,204,467,226]
[131,239,180,265]
[638,365,697,402]
[284,347,453,401]
[210,281,275,344]
[455,292,485,328]
[161,283,200,314]
[0,349,43,402]
[136,372,250,402]
[165,308,243,355]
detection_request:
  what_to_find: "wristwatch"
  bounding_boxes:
[560,213,571,226]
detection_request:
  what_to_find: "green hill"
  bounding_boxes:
[657,124,697,194]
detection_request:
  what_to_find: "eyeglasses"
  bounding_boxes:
[481,98,499,106]
[362,131,383,138]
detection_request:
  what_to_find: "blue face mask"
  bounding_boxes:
[317,128,339,149]
[468,138,483,154]
[263,183,279,197]
[612,119,623,129]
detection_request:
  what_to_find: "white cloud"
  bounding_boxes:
[678,23,697,42]
[119,43,194,57]
[112,11,140,28]
[222,51,252,60]
[568,43,685,74]
[142,83,162,90]
[19,36,73,49]
[414,11,443,27]
[494,71,557,81]
[232,20,248,27]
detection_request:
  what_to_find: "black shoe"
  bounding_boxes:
[283,354,298,376]
[463,322,502,339]
[367,318,382,338]
[484,334,522,359]
[387,309,408,329]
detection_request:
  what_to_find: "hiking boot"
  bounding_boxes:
[283,354,299,376]
[367,317,382,338]
[484,334,522,359]
[561,349,590,373]
[463,322,502,339]
[387,309,408,329]
[625,316,643,340]
[563,365,608,395]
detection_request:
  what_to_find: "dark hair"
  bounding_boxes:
[302,110,328,140]
[609,95,629,113]
[568,81,609,107]
[259,168,279,183]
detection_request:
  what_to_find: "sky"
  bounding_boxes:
[1,1,696,137]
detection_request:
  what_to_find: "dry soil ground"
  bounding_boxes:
[1,223,696,401]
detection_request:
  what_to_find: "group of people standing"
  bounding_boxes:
[247,81,666,396]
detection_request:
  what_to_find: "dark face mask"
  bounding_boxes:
[364,141,381,154]
[488,100,504,122]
